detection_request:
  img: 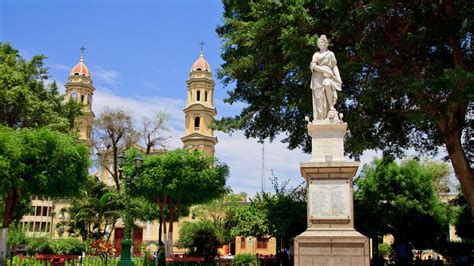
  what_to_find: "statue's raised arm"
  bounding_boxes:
[310,35,342,123]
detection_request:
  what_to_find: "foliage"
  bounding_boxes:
[0,126,90,230]
[354,159,449,252]
[58,176,121,241]
[435,240,474,265]
[216,0,474,211]
[6,224,25,247]
[230,176,306,250]
[25,237,53,254]
[229,204,269,239]
[49,239,84,255]
[134,148,229,256]
[452,193,474,240]
[232,253,259,266]
[0,42,82,131]
[378,243,392,260]
[192,193,245,243]
[94,109,170,191]
[25,238,84,255]
[176,221,223,261]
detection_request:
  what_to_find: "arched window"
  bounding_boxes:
[81,95,85,103]
[205,91,208,102]
[194,117,200,129]
[196,91,201,101]
[70,92,77,100]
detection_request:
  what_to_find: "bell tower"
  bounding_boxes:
[181,50,217,157]
[64,47,95,147]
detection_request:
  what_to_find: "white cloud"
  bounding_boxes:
[50,63,70,71]
[93,67,120,85]
[90,89,394,197]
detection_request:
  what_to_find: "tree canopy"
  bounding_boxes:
[216,0,474,211]
[354,158,449,260]
[133,149,229,256]
[0,43,82,131]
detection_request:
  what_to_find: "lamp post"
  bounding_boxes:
[117,153,143,266]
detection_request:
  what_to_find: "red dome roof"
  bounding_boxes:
[70,56,91,77]
[191,52,210,72]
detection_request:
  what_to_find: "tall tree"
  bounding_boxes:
[216,1,474,212]
[140,111,170,155]
[0,43,82,131]
[0,126,90,262]
[94,108,138,191]
[230,177,306,253]
[133,149,229,256]
[354,159,449,262]
[192,193,246,245]
[0,42,88,263]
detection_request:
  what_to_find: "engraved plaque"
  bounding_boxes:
[310,180,350,219]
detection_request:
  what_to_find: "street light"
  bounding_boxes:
[117,153,143,266]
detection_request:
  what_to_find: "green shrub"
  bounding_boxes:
[26,237,84,255]
[26,237,53,254]
[176,221,223,261]
[378,243,392,259]
[50,238,84,255]
[232,253,259,265]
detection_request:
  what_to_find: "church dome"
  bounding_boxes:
[191,51,210,72]
[70,55,91,77]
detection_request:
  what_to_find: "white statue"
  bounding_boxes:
[310,35,342,121]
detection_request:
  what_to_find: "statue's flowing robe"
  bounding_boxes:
[310,51,341,120]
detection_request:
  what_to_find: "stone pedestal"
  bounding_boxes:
[294,122,370,266]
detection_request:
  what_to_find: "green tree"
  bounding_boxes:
[192,193,245,244]
[176,221,223,261]
[0,43,82,131]
[216,1,474,212]
[354,159,449,263]
[452,193,474,241]
[230,177,306,253]
[0,126,90,262]
[133,149,229,256]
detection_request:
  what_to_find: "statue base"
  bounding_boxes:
[293,122,370,266]
[294,229,370,266]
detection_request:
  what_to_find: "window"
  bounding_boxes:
[194,117,200,129]
[36,206,41,216]
[81,95,85,103]
[196,91,201,101]
[42,206,48,216]
[70,92,77,100]
[257,237,268,249]
[40,222,47,232]
[34,222,40,232]
[28,222,34,232]
[205,91,208,102]
[240,237,246,249]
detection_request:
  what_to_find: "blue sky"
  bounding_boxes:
[2,0,399,196]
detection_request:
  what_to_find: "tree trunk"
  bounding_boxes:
[158,196,168,257]
[443,129,474,215]
[1,188,19,263]
[167,197,175,257]
[0,227,8,265]
[438,104,474,216]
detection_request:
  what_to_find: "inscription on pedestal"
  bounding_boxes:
[310,180,350,219]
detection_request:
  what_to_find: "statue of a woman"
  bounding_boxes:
[310,35,342,121]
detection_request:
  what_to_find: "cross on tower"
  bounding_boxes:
[80,46,86,57]
[199,41,205,52]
